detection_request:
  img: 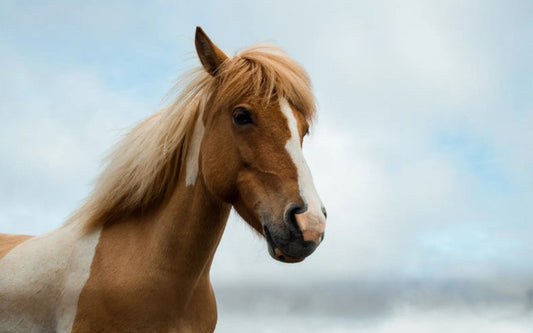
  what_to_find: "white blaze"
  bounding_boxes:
[0,223,102,332]
[280,99,324,223]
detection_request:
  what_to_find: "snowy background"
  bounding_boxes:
[1,1,532,332]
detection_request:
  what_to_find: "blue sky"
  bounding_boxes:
[1,0,532,295]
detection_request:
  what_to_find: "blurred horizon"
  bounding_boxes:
[214,278,533,332]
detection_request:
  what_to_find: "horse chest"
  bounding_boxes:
[71,278,217,333]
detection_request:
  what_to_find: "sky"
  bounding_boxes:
[1,0,532,331]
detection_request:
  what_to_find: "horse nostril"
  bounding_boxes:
[285,204,304,237]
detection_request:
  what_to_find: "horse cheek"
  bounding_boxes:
[200,137,240,203]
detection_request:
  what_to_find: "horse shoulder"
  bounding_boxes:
[0,224,102,333]
[0,233,33,259]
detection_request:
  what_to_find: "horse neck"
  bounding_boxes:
[145,174,231,279]
[70,173,230,330]
[95,172,231,289]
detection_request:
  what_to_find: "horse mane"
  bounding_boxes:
[71,44,316,229]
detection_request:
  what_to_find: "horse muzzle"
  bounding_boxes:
[263,205,326,263]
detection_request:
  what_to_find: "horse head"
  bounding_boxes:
[194,27,326,263]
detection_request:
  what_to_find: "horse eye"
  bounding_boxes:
[232,107,253,126]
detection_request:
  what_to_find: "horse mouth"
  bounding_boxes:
[264,226,305,263]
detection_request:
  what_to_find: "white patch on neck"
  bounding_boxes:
[0,222,102,332]
[279,99,323,214]
[185,115,205,186]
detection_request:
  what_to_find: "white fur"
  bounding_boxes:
[280,99,324,218]
[0,223,102,332]
[185,116,205,186]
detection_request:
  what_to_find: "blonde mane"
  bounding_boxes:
[72,44,316,228]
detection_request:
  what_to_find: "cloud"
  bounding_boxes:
[0,49,153,234]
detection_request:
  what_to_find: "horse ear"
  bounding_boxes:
[195,27,228,76]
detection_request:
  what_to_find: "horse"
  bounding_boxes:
[0,27,326,332]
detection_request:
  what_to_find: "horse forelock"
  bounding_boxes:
[216,44,316,122]
[70,43,315,230]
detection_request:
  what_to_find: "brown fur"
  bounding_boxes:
[72,174,228,332]
[0,234,33,260]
